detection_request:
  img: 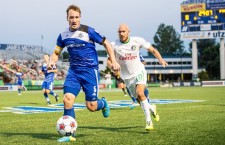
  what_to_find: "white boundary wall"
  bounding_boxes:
[0,85,18,91]
[202,81,225,87]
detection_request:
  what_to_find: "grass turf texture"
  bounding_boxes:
[0,87,225,145]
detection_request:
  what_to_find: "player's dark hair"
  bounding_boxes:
[66,5,81,18]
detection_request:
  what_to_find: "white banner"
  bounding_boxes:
[0,85,18,91]
[181,30,225,39]
[202,81,225,87]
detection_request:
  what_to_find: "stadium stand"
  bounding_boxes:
[0,43,68,87]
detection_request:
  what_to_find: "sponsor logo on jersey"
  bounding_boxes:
[66,43,85,48]
[119,53,137,60]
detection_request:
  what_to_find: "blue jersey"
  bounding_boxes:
[16,72,23,83]
[56,24,105,69]
[42,63,56,82]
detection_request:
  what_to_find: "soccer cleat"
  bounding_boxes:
[47,101,51,105]
[57,136,76,142]
[151,104,159,122]
[18,93,21,96]
[130,104,135,110]
[101,97,110,118]
[145,121,154,131]
[55,95,59,102]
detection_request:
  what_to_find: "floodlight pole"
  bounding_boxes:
[41,35,44,52]
[192,39,198,80]
[220,38,225,79]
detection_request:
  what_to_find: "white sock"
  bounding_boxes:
[140,99,152,123]
[149,104,155,113]
[46,97,50,102]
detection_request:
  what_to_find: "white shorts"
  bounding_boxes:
[105,79,112,85]
[124,69,147,99]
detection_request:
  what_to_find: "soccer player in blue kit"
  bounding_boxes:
[15,68,26,95]
[39,54,59,105]
[49,5,120,142]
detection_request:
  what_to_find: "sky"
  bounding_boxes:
[0,0,187,54]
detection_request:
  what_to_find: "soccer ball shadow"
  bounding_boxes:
[0,132,58,141]
[79,125,143,133]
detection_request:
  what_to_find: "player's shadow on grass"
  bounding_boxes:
[19,102,40,105]
[0,132,86,140]
[79,126,150,134]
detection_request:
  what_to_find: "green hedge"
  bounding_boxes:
[146,83,160,87]
[23,80,64,86]
[0,80,4,85]
[23,80,64,90]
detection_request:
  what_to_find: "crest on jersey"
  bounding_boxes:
[78,33,84,38]
[131,45,137,51]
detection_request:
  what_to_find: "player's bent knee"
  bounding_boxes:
[42,89,46,93]
[63,93,75,109]
[45,90,50,94]
[136,92,146,100]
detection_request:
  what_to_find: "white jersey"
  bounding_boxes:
[111,37,151,79]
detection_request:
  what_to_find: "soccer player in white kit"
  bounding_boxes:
[108,24,168,131]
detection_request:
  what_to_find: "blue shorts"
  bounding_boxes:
[64,67,100,101]
[17,81,23,86]
[42,81,53,91]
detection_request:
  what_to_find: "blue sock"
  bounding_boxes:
[49,91,56,96]
[126,87,132,97]
[144,88,149,97]
[144,88,150,103]
[131,97,136,103]
[18,88,21,93]
[44,93,48,99]
[64,107,75,119]
[96,99,104,111]
[44,93,50,102]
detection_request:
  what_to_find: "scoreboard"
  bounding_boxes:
[181,1,225,39]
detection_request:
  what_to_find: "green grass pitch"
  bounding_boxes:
[0,87,225,145]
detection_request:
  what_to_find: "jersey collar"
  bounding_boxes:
[69,25,81,32]
[120,37,130,44]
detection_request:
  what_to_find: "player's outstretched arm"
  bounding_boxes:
[103,39,120,71]
[49,46,60,67]
[148,46,168,68]
[107,57,119,77]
